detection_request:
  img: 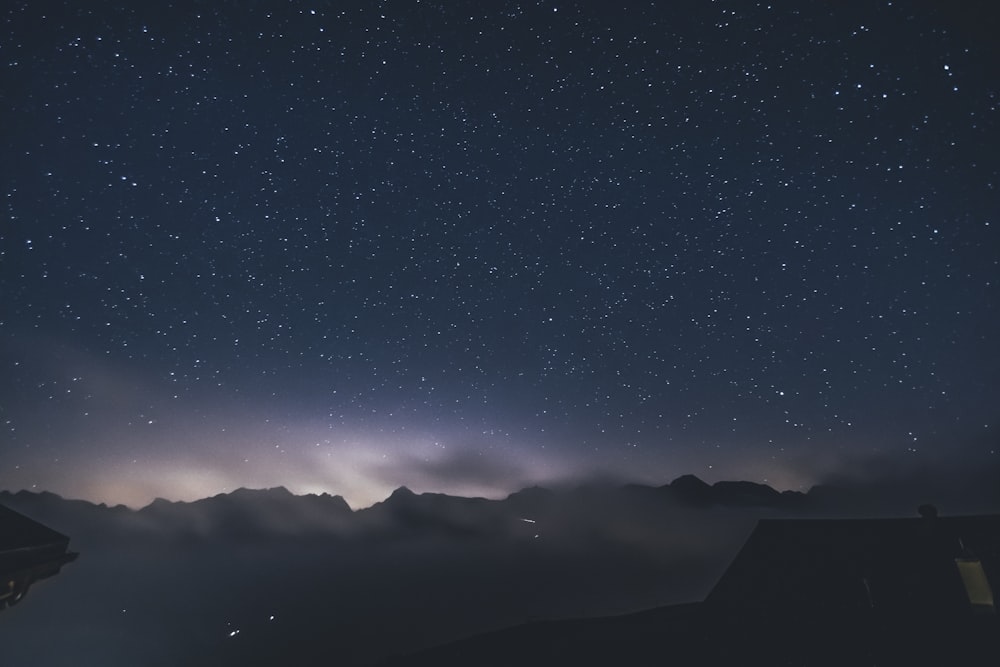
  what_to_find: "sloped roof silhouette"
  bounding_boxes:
[0,502,71,555]
[1,502,78,610]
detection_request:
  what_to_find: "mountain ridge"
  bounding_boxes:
[0,474,944,545]
[1,473,809,515]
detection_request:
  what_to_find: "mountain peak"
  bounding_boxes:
[670,474,710,489]
[667,474,714,505]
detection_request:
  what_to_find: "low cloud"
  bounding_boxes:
[372,447,543,499]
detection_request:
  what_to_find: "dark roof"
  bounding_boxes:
[0,503,71,554]
[706,513,1000,617]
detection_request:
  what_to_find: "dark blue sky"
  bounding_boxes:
[2,1,998,507]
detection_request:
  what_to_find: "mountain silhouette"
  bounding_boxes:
[136,486,354,540]
[0,475,819,545]
[665,473,715,505]
[357,485,534,540]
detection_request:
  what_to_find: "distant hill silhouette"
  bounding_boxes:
[0,474,818,544]
[138,486,354,540]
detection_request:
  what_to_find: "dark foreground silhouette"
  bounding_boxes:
[381,511,1000,666]
[0,503,77,609]
[0,480,997,666]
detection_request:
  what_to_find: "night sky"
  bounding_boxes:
[2,1,998,509]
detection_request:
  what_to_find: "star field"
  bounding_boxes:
[2,1,998,508]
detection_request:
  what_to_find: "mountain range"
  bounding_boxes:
[0,474,832,544]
